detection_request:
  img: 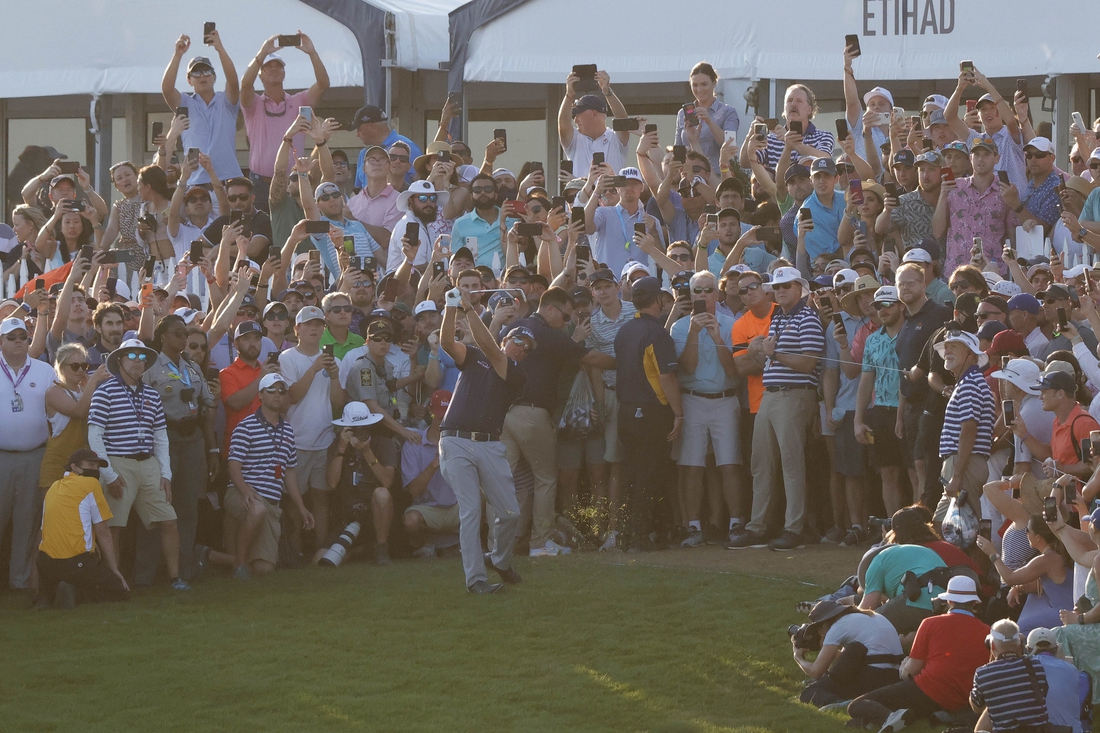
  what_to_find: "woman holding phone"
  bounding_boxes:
[35,201,100,272]
[676,62,740,173]
[837,180,897,257]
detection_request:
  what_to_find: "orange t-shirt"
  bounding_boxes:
[731,303,776,413]
[219,358,262,454]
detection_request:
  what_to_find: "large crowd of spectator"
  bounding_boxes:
[4,27,1100,730]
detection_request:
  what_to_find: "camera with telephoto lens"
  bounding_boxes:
[787,622,823,652]
[319,520,362,567]
[868,516,892,532]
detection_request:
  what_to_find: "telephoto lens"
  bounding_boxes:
[319,521,362,567]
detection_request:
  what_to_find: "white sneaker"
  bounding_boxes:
[680,529,705,548]
[412,545,437,559]
[878,708,907,733]
[529,538,572,557]
[599,530,619,552]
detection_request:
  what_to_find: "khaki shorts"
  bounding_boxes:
[295,448,332,492]
[602,388,622,463]
[678,394,741,467]
[405,503,460,532]
[104,455,177,528]
[225,485,283,567]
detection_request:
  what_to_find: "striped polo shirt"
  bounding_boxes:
[763,299,824,388]
[228,411,298,502]
[970,656,1049,731]
[586,300,636,388]
[88,378,167,457]
[757,122,835,172]
[939,365,995,457]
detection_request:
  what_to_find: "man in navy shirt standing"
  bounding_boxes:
[504,287,615,557]
[614,277,683,552]
[438,288,533,594]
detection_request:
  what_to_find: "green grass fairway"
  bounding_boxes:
[1,549,935,732]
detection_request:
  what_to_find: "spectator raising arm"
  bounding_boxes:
[161,34,191,112]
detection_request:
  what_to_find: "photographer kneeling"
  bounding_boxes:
[794,600,904,708]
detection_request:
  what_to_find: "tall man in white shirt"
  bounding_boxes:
[0,318,55,589]
[386,181,448,274]
[559,69,631,177]
[279,306,345,558]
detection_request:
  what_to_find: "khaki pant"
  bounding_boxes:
[501,405,558,547]
[934,453,986,523]
[225,486,282,567]
[747,388,816,536]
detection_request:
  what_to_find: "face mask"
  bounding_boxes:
[81,468,101,480]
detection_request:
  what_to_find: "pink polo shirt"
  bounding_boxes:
[347,184,402,230]
[241,89,311,178]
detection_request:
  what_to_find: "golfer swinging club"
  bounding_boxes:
[438,287,535,594]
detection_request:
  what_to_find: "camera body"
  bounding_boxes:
[787,623,823,652]
[868,516,892,532]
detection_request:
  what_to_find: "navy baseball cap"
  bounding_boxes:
[240,294,258,311]
[571,94,608,117]
[1036,370,1077,394]
[810,157,837,176]
[783,164,811,182]
[1007,293,1041,315]
[590,267,617,284]
[892,150,915,168]
[233,321,263,340]
[630,276,662,303]
[353,105,388,126]
[504,325,537,349]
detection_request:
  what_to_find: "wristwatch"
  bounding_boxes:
[1080,227,1089,241]
[1079,613,1086,625]
[990,553,1000,563]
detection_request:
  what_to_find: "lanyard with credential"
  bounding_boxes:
[165,360,192,389]
[1,358,31,412]
[613,206,635,253]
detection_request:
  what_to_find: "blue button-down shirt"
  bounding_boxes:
[1023,171,1066,229]
[671,310,737,393]
[180,91,242,185]
[592,204,662,275]
[675,99,740,173]
[450,208,503,267]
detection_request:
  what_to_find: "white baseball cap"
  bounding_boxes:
[872,285,899,304]
[832,268,859,288]
[259,373,289,391]
[902,248,932,264]
[619,167,643,182]
[0,317,28,336]
[295,305,326,325]
[1024,137,1055,155]
[413,300,439,317]
[863,86,894,108]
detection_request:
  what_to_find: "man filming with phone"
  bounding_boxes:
[161,31,242,186]
[559,69,631,177]
[240,32,329,206]
[203,178,273,261]
[450,174,503,268]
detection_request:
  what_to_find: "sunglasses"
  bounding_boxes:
[186,341,208,351]
[873,301,897,310]
[471,185,495,194]
[351,281,373,289]
[510,337,533,351]
[738,282,762,295]
[670,252,694,261]
[389,155,409,163]
[507,277,528,285]
[226,193,250,203]
[326,305,354,314]
[67,362,92,372]
[838,165,856,174]
[369,335,393,343]
[975,311,1001,321]
[4,332,28,341]
[262,386,288,395]
[692,287,714,294]
[1025,152,1050,160]
[317,193,340,203]
[299,292,317,299]
[265,311,289,321]
[124,352,148,362]
[949,282,972,292]
[189,69,215,78]
[775,282,798,290]
[415,194,438,203]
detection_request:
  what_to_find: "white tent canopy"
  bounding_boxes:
[0,0,459,100]
[463,0,1100,84]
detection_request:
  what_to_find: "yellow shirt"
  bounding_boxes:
[39,473,113,560]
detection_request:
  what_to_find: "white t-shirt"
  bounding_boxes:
[279,347,336,451]
[821,612,903,669]
[385,213,433,274]
[563,127,627,178]
[1015,394,1054,477]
